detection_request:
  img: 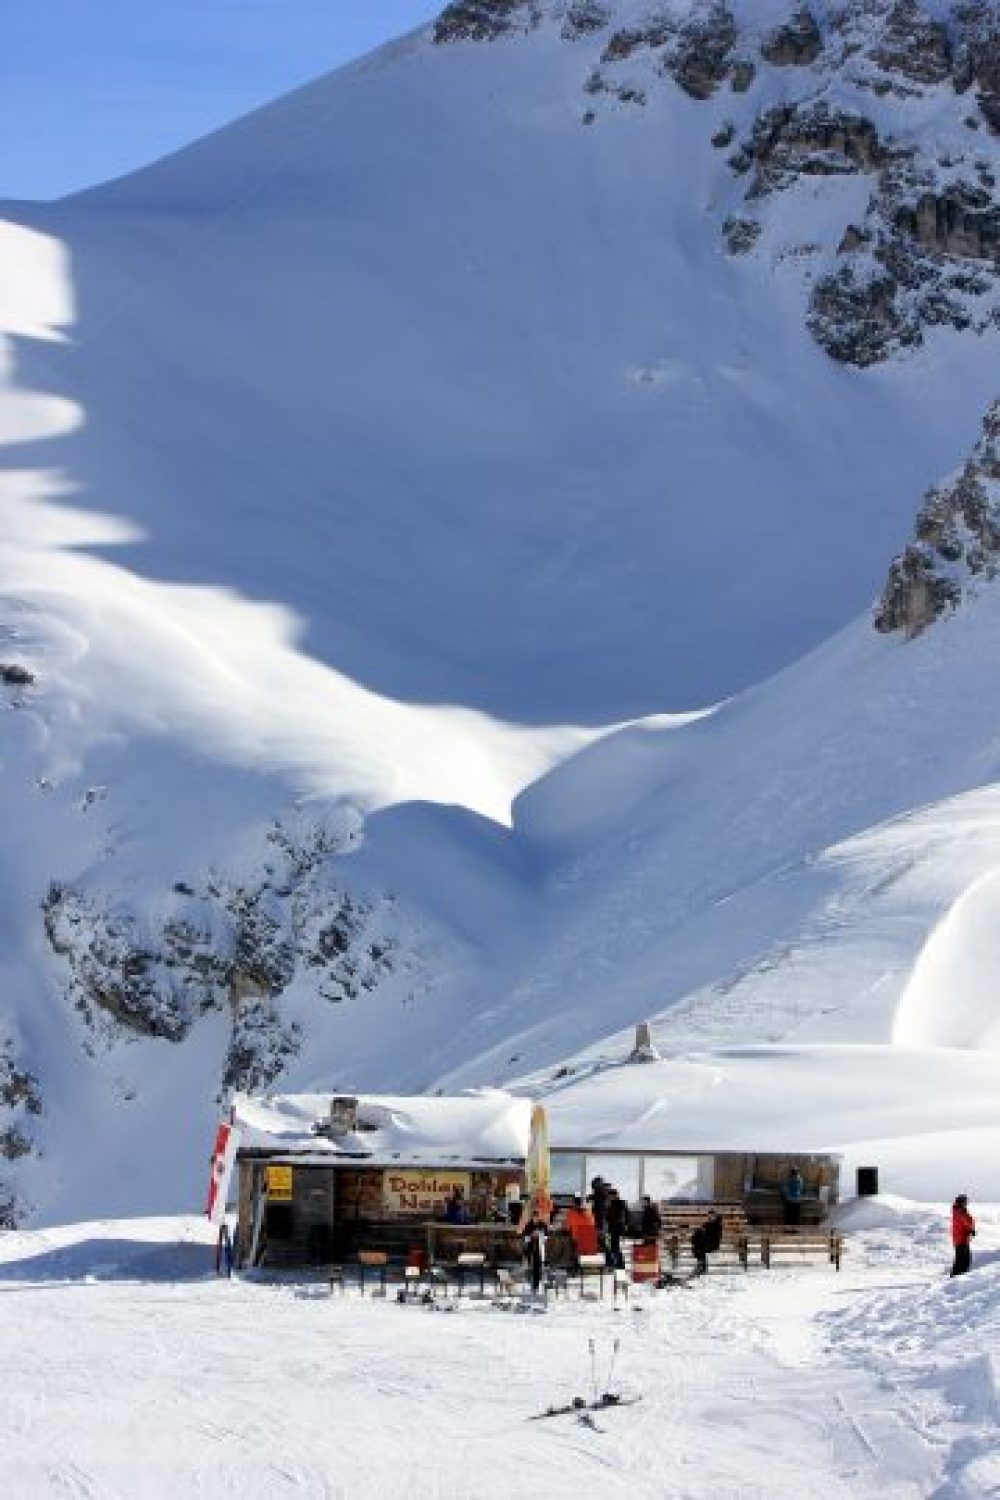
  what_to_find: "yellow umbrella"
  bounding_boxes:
[525,1103,552,1223]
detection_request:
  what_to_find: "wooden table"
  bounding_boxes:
[423,1221,522,1265]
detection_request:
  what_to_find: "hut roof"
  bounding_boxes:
[231,1087,532,1168]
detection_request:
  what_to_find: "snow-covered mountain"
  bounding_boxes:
[3,0,1000,1225]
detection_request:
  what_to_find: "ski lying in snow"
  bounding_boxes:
[530,1393,642,1422]
[492,1297,547,1315]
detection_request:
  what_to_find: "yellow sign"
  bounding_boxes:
[383,1169,470,1216]
[266,1164,294,1201]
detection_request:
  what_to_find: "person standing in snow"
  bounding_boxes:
[521,1212,548,1293]
[605,1188,628,1270]
[782,1167,804,1227]
[589,1176,610,1235]
[951,1194,976,1277]
[564,1196,599,1259]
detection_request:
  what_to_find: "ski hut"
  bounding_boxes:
[231,1089,533,1268]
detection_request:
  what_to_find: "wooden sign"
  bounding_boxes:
[383,1169,470,1216]
[266,1164,294,1201]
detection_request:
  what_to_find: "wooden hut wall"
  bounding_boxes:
[237,1157,256,1249]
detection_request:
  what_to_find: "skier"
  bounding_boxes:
[782,1167,804,1227]
[521,1211,548,1293]
[951,1193,976,1277]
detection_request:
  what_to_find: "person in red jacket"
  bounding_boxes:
[951,1194,976,1277]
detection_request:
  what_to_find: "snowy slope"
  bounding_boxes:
[3,0,1000,1223]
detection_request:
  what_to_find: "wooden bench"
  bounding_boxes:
[759,1229,843,1271]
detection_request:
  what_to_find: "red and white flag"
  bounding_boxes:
[205,1120,241,1225]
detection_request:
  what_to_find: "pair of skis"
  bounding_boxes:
[531,1338,642,1422]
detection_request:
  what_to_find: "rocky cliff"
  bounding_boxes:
[440,0,1000,365]
[876,396,1000,634]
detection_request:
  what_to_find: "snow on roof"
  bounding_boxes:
[538,1044,1000,1159]
[231,1088,532,1168]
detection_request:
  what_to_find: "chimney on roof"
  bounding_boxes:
[326,1095,359,1136]
[628,1021,660,1064]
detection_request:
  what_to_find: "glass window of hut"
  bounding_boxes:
[585,1154,642,1205]
[550,1152,585,1198]
[643,1156,712,1202]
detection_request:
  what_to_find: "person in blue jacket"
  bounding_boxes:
[445,1186,471,1224]
[782,1167,804,1227]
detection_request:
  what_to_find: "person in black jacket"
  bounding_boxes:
[639,1195,662,1243]
[520,1213,548,1293]
[605,1188,628,1269]
[691,1212,724,1275]
[589,1176,610,1235]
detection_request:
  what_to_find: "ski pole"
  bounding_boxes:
[605,1336,620,1394]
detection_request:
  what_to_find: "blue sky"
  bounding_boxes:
[2,1,442,200]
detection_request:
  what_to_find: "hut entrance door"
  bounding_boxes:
[295,1166,337,1266]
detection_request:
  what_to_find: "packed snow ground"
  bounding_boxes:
[2,1205,999,1498]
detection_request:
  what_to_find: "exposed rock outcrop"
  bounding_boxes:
[434,0,537,43]
[734,103,890,196]
[954,2,1000,132]
[895,186,1000,262]
[875,398,1000,635]
[664,3,739,99]
[808,261,921,364]
[562,1,610,40]
[760,7,822,68]
[42,816,401,1095]
[723,215,762,255]
[601,17,673,63]
[0,1045,42,1228]
[869,0,952,86]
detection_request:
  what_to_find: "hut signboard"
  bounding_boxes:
[266,1164,294,1202]
[383,1170,469,1215]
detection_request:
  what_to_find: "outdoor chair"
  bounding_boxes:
[396,1264,427,1302]
[454,1251,487,1297]
[426,1264,452,1299]
[357,1250,388,1296]
[577,1252,607,1299]
[545,1267,570,1300]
